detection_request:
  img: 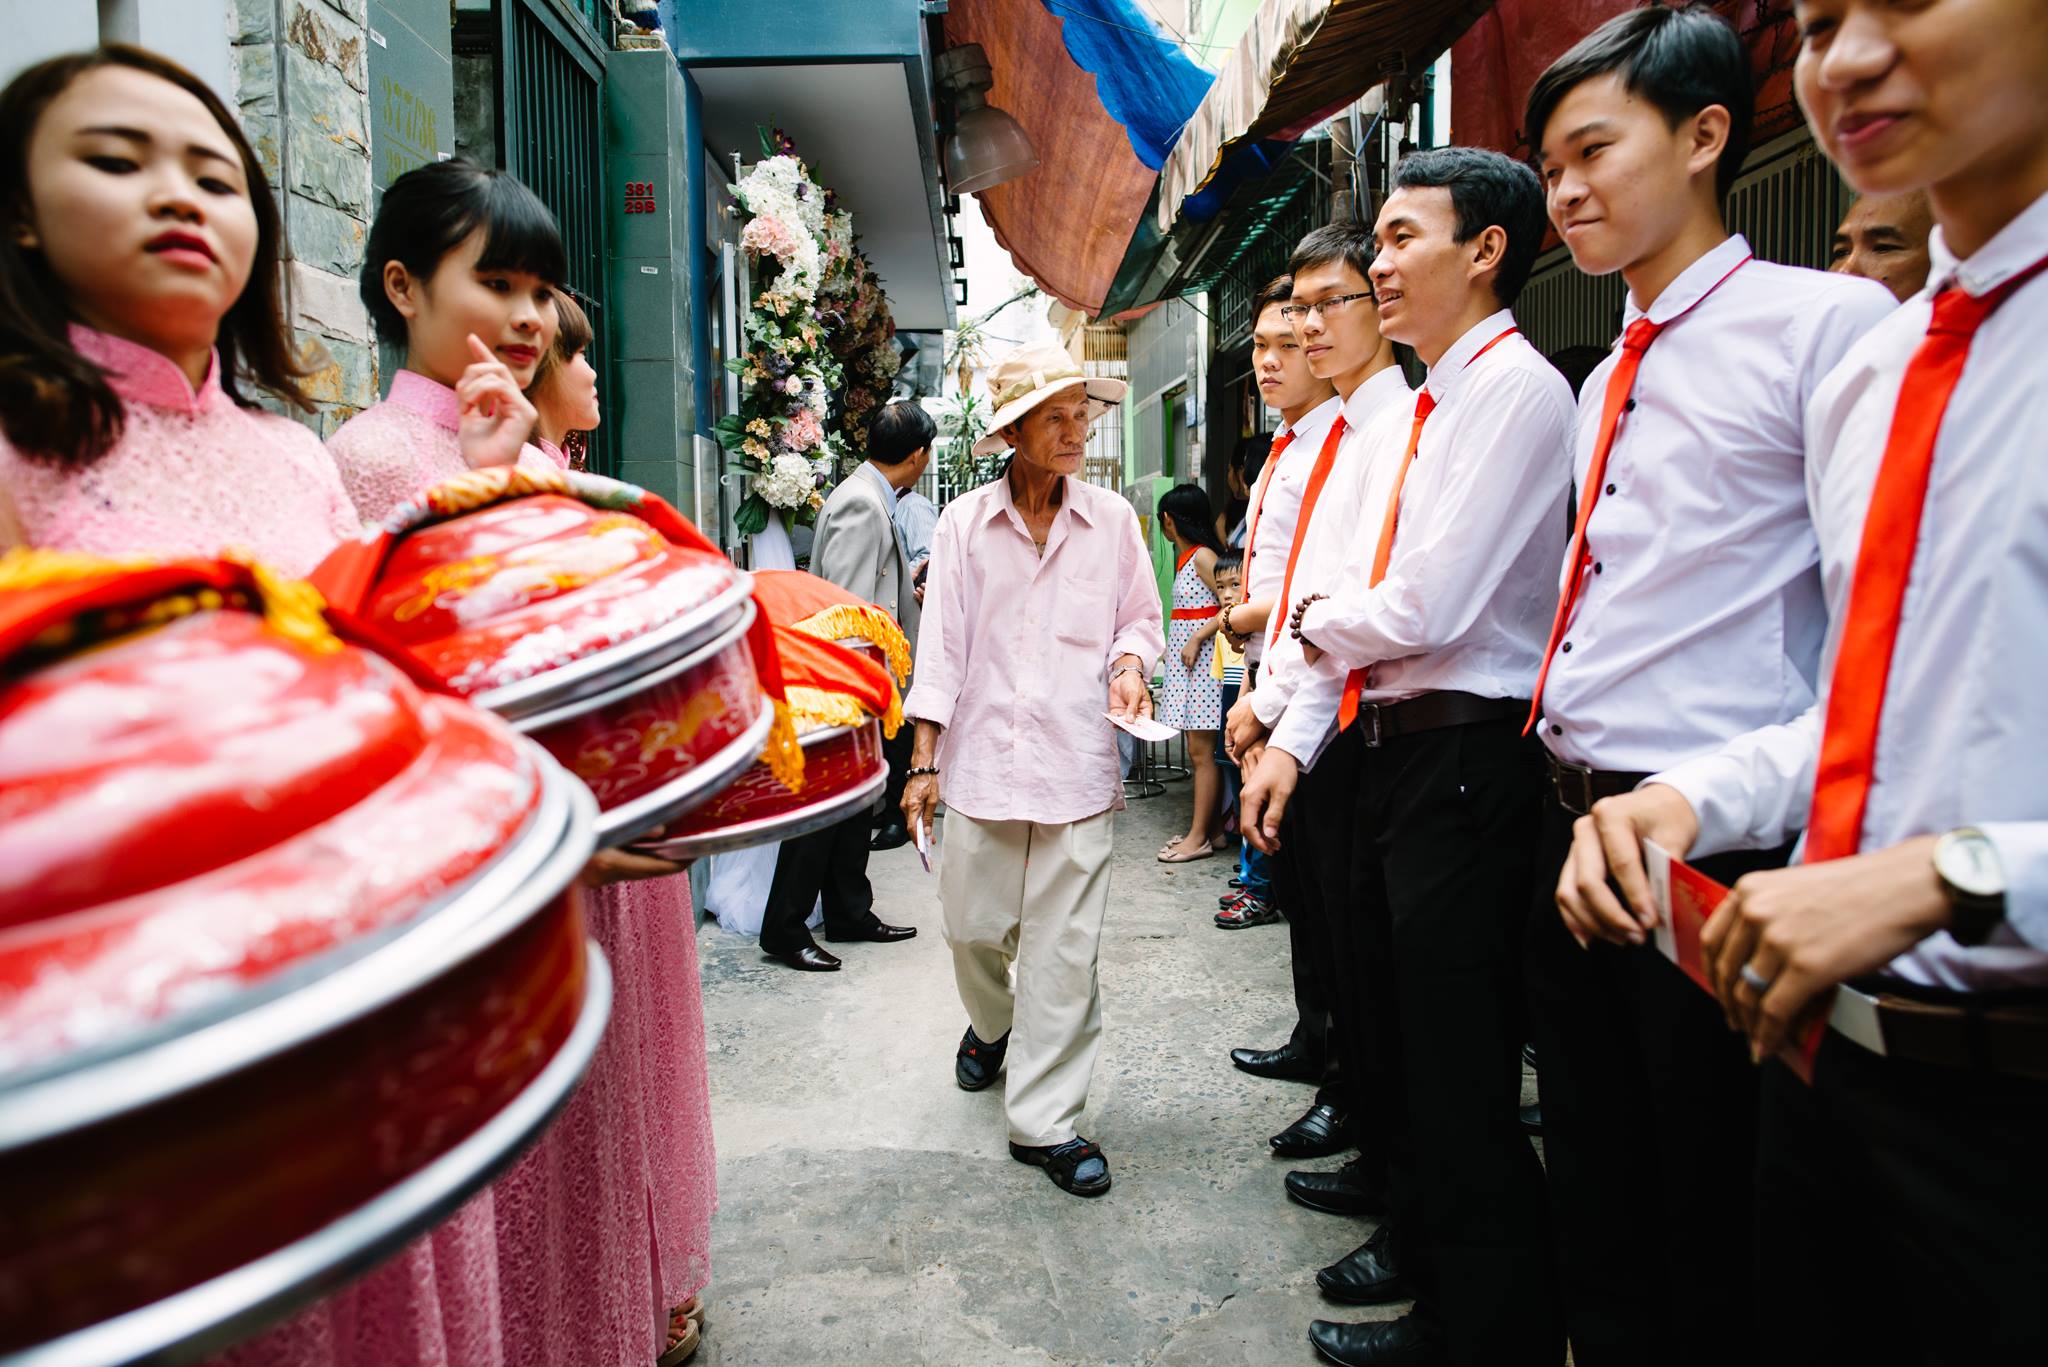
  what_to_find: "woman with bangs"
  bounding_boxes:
[325,158,565,523]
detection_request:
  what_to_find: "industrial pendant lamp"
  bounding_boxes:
[936,44,1039,195]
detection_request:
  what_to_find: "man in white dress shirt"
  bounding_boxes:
[1558,0,2048,1360]
[1219,277,1351,1114]
[1518,9,1897,1363]
[1246,148,1573,1367]
[1225,227,1416,1258]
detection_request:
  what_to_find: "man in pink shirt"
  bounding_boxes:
[902,341,1164,1198]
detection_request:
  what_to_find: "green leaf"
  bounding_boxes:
[713,412,745,437]
[722,357,748,376]
[734,492,772,536]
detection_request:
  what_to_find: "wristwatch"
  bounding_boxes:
[1933,826,2006,945]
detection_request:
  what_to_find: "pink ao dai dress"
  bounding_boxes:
[328,369,720,1365]
[0,326,506,1367]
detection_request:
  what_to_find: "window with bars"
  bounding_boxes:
[497,0,615,474]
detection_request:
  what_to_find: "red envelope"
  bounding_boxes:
[1643,841,1827,1084]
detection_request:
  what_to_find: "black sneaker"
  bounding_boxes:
[955,1024,1009,1091]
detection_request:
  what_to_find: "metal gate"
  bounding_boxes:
[498,0,614,475]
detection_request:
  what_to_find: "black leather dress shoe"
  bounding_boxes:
[871,822,911,851]
[1230,1039,1323,1082]
[1308,1315,1442,1367]
[1285,1157,1387,1216]
[1519,1102,1543,1135]
[955,1024,1009,1091]
[766,943,841,972]
[1318,1225,1410,1305]
[823,919,917,944]
[1269,1102,1348,1158]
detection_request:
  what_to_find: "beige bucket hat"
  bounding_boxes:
[971,340,1129,457]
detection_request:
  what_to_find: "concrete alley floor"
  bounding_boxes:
[692,787,1539,1366]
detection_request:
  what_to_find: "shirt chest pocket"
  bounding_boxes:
[1054,576,1112,648]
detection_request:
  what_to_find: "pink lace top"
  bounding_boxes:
[0,327,360,577]
[327,370,558,524]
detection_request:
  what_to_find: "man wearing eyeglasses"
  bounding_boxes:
[1228,222,1413,1233]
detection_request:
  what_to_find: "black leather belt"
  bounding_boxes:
[1544,751,1651,817]
[1354,692,1528,747]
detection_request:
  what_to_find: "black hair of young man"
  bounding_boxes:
[1391,147,1549,307]
[1524,2,1755,203]
[1287,220,1375,284]
[866,399,937,467]
[1253,273,1294,315]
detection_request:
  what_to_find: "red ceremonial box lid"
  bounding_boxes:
[315,469,756,715]
[0,552,602,1363]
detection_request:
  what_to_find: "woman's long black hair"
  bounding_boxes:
[362,159,567,349]
[0,46,312,466]
[1158,481,1224,557]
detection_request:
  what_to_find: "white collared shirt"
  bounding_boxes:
[1538,235,1896,772]
[1653,192,2048,990]
[1240,394,1342,662]
[1275,311,1575,764]
[1246,366,1413,756]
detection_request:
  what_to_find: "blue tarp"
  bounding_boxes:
[1039,0,1215,171]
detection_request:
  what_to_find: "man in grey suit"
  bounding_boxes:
[759,402,932,971]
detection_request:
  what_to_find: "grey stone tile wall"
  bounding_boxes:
[233,0,378,436]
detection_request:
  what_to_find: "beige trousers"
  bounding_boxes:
[939,808,1116,1147]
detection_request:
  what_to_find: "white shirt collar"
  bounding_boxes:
[1278,392,1343,442]
[1626,233,1752,326]
[1425,308,1519,402]
[1340,363,1413,428]
[1927,189,2048,298]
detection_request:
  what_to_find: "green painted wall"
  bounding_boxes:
[604,48,699,512]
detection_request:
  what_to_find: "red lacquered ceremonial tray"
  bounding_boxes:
[0,557,605,1366]
[635,719,888,860]
[311,471,775,849]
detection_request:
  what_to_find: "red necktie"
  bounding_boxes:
[1803,256,2048,861]
[1269,416,1348,648]
[1337,391,1434,730]
[1240,427,1296,582]
[1524,317,1663,734]
[1525,252,1751,735]
[1336,327,1517,730]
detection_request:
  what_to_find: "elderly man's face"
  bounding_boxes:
[1004,386,1092,476]
[1829,191,1934,300]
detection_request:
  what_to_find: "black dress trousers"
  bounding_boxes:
[1755,1021,2048,1366]
[758,809,878,954]
[877,718,913,830]
[1353,716,1560,1366]
[1523,799,1793,1367]
[1291,723,1396,1155]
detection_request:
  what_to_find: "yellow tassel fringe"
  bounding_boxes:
[0,547,339,656]
[759,698,807,793]
[789,603,913,685]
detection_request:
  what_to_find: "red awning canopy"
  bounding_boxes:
[941,2,1160,316]
[1452,0,1806,158]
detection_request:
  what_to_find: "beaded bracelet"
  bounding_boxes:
[907,765,941,778]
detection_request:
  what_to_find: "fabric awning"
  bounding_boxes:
[1156,0,1492,235]
[1452,0,1808,158]
[942,0,1211,316]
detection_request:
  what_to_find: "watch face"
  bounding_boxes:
[1939,831,2005,899]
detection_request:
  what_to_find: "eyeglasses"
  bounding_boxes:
[1278,291,1374,323]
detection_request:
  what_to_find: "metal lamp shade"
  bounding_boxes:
[947,103,1040,195]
